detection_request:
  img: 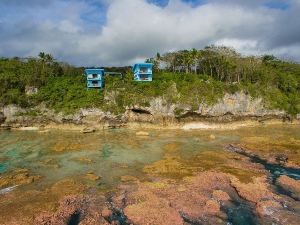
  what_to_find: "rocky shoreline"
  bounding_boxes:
[0,91,299,132]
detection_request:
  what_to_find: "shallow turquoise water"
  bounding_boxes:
[0,125,299,224]
[0,128,240,190]
[0,125,299,189]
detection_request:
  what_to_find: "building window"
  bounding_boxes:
[140,74,148,80]
[92,74,98,79]
[92,81,98,87]
[139,67,147,73]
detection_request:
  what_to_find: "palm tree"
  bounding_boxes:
[156,52,161,71]
[38,52,46,61]
[38,52,46,71]
[190,48,198,73]
[45,54,54,65]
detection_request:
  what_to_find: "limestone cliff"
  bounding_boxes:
[0,92,294,128]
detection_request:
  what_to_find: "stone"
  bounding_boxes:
[135,131,149,136]
[82,127,96,133]
[85,172,100,181]
[25,86,38,95]
[212,190,230,201]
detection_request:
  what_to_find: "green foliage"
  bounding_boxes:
[33,76,104,114]
[0,49,299,116]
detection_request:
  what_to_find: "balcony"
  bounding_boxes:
[87,74,102,80]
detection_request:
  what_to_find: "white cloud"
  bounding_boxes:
[0,0,300,66]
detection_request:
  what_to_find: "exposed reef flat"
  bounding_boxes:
[0,125,299,224]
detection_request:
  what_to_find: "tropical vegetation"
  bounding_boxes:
[0,46,299,116]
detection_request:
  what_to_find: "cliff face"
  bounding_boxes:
[0,92,292,128]
[198,92,282,117]
[125,92,286,123]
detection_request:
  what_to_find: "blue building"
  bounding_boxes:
[84,69,104,89]
[132,63,153,81]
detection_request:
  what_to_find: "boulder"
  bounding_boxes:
[25,86,38,95]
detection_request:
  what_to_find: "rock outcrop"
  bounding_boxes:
[178,91,285,122]
[0,91,292,128]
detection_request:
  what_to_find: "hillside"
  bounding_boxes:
[0,46,299,127]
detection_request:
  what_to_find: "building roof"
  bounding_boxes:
[84,68,104,75]
[132,63,153,71]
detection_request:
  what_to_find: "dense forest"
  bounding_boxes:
[0,46,299,116]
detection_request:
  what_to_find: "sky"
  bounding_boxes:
[0,0,299,66]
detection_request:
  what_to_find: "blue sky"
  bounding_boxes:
[0,0,299,66]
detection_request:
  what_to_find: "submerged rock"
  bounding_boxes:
[143,156,190,177]
[85,172,101,181]
[135,131,149,136]
[52,142,85,152]
[120,175,139,183]
[73,157,93,164]
[0,168,41,188]
[209,134,216,140]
